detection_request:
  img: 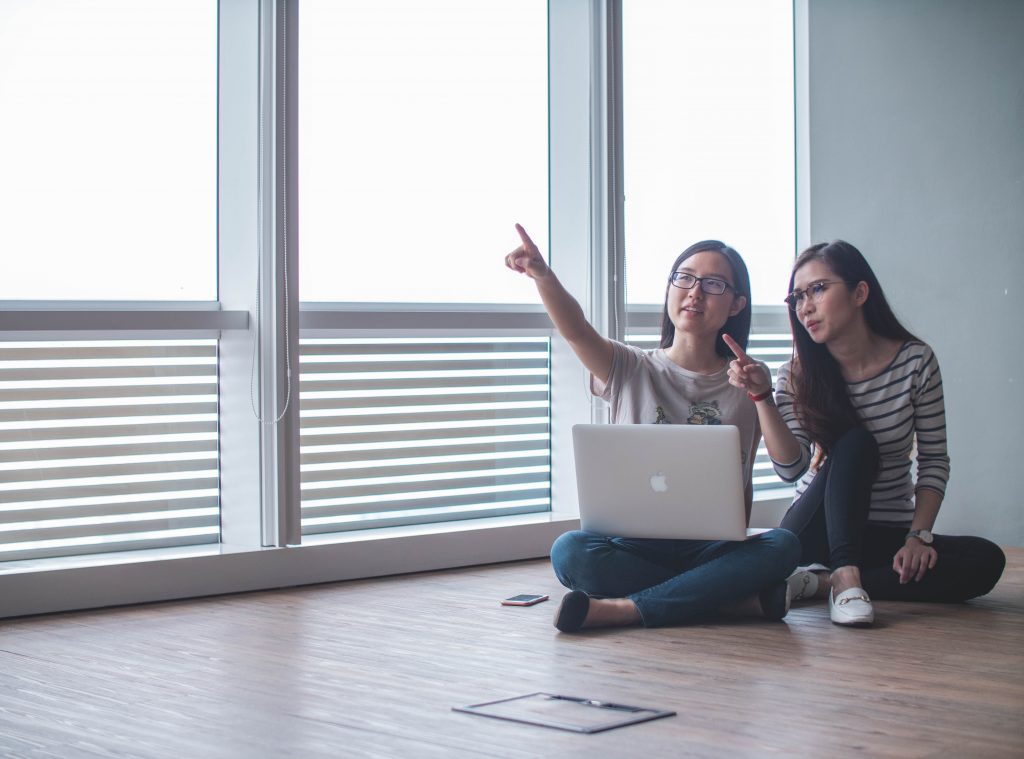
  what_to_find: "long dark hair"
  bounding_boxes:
[788,240,918,459]
[659,240,752,358]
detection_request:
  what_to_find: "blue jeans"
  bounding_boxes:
[550,528,800,627]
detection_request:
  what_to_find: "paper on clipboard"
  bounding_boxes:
[453,692,675,733]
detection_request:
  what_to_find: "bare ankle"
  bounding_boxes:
[814,570,831,598]
[720,595,763,617]
[830,565,862,594]
[584,598,641,628]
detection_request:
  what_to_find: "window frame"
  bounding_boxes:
[0,0,796,619]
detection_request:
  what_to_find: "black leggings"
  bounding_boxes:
[780,427,1005,602]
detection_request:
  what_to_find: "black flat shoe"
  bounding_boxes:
[554,590,590,632]
[758,580,791,621]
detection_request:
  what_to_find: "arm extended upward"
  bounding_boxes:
[505,224,614,384]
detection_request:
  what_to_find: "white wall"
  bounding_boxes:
[805,0,1024,545]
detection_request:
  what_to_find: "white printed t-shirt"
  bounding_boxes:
[591,341,762,492]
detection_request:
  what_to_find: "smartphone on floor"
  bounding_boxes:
[501,594,550,606]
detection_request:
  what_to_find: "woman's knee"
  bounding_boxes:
[930,534,1006,600]
[754,528,802,576]
[549,530,591,586]
[962,537,1006,598]
[834,426,879,465]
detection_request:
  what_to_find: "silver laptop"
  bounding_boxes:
[572,423,748,541]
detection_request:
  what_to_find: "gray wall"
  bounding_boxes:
[805,0,1024,545]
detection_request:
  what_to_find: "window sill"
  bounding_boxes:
[0,497,791,620]
[0,513,578,619]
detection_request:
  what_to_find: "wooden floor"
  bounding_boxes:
[1,549,1022,759]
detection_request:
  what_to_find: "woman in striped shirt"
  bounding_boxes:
[727,240,1004,626]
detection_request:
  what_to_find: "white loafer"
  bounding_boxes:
[787,569,820,602]
[829,587,874,626]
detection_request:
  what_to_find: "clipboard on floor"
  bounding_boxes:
[453,692,675,733]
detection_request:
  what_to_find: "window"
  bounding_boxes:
[299,0,548,305]
[297,0,554,537]
[0,1,224,567]
[622,0,795,307]
[0,0,217,301]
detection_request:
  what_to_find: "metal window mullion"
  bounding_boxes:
[254,0,301,548]
[588,0,625,348]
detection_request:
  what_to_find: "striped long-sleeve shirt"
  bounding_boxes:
[772,341,950,526]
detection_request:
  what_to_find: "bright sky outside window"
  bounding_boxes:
[299,0,548,305]
[0,0,217,301]
[623,0,795,306]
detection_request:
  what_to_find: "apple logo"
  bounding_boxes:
[649,472,668,493]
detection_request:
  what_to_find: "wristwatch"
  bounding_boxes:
[905,529,934,545]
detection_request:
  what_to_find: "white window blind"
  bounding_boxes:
[0,340,220,562]
[299,336,551,534]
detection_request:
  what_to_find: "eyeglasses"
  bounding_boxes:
[669,272,735,296]
[784,280,846,310]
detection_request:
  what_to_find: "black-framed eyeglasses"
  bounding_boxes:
[668,272,735,296]
[784,280,846,310]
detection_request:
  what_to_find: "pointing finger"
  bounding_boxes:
[515,223,537,251]
[722,334,750,363]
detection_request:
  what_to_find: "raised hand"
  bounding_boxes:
[505,223,550,280]
[723,333,772,395]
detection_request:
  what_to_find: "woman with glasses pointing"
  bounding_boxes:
[505,224,800,632]
[726,240,1004,626]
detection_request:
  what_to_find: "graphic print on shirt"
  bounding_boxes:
[687,400,722,425]
[653,405,671,424]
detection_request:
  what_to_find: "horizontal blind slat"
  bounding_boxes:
[0,530,218,563]
[300,375,545,393]
[1,493,221,524]
[0,345,216,360]
[0,420,217,443]
[301,452,550,483]
[0,383,218,402]
[0,363,217,381]
[302,500,548,534]
[300,438,548,466]
[0,475,220,505]
[0,438,217,463]
[299,405,547,429]
[303,488,551,519]
[0,401,216,423]
[0,456,217,483]
[301,470,551,502]
[2,513,219,544]
[299,389,549,411]
[300,340,548,357]
[298,359,549,375]
[2,495,221,524]
[301,422,549,449]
